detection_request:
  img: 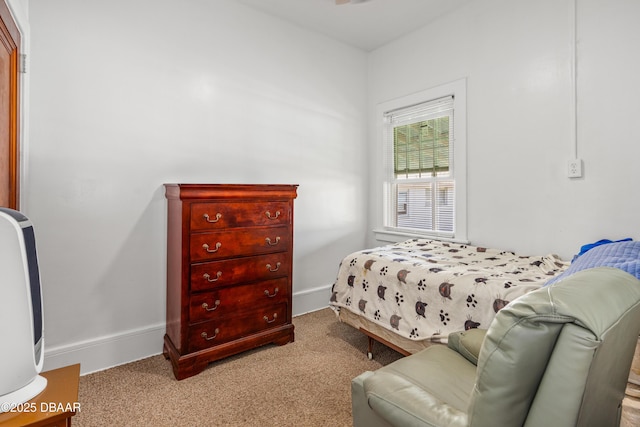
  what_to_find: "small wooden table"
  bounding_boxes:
[0,364,80,427]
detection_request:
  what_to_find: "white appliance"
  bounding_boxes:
[0,208,46,412]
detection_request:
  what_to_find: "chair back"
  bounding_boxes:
[468,267,640,427]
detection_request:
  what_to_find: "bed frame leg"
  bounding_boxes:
[359,327,411,360]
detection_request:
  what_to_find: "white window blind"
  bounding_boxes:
[383,95,455,236]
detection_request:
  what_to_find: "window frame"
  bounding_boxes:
[373,79,467,244]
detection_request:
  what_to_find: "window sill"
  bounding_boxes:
[373,228,469,245]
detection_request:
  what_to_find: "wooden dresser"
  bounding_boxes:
[163,184,298,380]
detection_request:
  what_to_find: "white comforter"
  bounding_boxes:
[330,239,568,342]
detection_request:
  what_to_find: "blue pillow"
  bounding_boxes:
[572,238,632,261]
[545,240,640,286]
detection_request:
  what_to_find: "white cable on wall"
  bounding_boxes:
[569,0,578,159]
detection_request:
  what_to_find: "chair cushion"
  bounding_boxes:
[363,345,475,427]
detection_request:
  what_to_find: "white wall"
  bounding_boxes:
[24,0,640,374]
[27,0,368,373]
[368,0,640,260]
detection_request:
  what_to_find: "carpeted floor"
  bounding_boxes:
[73,308,403,426]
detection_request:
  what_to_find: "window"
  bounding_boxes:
[375,79,467,242]
[397,190,408,215]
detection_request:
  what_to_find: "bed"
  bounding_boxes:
[329,239,569,358]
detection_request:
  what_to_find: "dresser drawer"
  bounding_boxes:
[190,226,290,262]
[190,202,291,231]
[189,278,289,323]
[188,302,288,352]
[190,254,290,292]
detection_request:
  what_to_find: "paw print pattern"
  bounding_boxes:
[349,258,357,267]
[379,266,388,276]
[439,310,450,325]
[410,328,419,338]
[361,279,369,291]
[466,294,477,308]
[395,292,404,306]
[346,296,352,306]
[417,279,427,291]
[504,281,512,289]
[373,309,381,321]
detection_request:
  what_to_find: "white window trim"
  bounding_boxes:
[373,78,467,244]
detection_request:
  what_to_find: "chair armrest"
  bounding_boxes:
[448,328,487,365]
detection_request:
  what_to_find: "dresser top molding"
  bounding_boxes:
[164,184,299,201]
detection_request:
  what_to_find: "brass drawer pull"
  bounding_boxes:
[265,237,280,246]
[266,262,281,272]
[203,271,222,282]
[201,328,220,340]
[202,300,221,311]
[264,288,279,298]
[203,242,222,253]
[203,213,222,223]
[265,210,280,220]
[263,313,278,324]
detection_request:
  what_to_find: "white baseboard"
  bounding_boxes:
[293,283,332,316]
[43,322,165,376]
[43,285,333,376]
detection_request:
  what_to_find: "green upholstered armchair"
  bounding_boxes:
[351,267,640,427]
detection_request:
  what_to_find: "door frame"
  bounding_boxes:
[0,0,20,209]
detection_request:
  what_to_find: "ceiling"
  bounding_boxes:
[236,0,474,51]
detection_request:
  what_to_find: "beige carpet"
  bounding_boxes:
[73,308,403,426]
